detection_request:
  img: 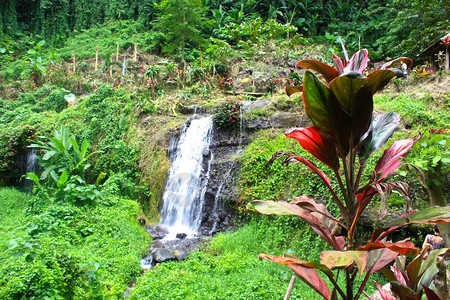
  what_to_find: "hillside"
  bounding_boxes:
[0,8,449,300]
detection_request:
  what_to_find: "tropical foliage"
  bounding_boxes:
[248,48,450,299]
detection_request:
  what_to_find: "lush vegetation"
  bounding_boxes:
[1,1,449,299]
[0,187,149,299]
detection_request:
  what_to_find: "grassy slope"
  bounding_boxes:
[0,188,150,299]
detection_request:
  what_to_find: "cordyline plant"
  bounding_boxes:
[247,49,450,300]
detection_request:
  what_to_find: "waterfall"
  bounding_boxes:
[209,168,231,234]
[15,148,38,190]
[160,117,213,236]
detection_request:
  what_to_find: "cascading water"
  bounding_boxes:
[159,117,213,237]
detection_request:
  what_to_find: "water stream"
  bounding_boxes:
[159,116,214,237]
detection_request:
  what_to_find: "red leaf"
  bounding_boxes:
[366,248,399,274]
[285,126,340,171]
[258,253,332,299]
[422,285,443,300]
[357,240,420,256]
[332,53,344,74]
[392,263,409,286]
[288,264,331,299]
[343,49,369,74]
[320,250,368,276]
[258,253,334,277]
[297,59,340,83]
[249,199,345,250]
[374,281,397,300]
[373,133,422,182]
[381,57,413,70]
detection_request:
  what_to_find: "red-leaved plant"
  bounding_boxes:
[247,48,450,299]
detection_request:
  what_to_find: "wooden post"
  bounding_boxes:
[446,45,450,70]
[95,46,99,71]
[134,43,138,62]
[200,45,202,68]
[116,44,119,62]
[284,276,296,300]
[72,51,76,73]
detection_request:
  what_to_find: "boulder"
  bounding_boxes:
[247,118,271,130]
[155,225,169,234]
[270,112,299,128]
[153,248,176,263]
[176,253,189,261]
[243,99,271,111]
[152,240,164,248]
[176,233,187,239]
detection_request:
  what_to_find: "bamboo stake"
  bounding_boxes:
[134,43,138,62]
[116,44,119,62]
[200,45,202,68]
[72,51,76,73]
[95,46,98,71]
[284,276,296,300]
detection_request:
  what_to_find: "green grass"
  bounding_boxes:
[130,216,327,300]
[374,93,450,129]
[130,215,382,299]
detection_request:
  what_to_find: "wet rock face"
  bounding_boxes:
[198,126,243,235]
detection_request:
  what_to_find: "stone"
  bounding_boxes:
[176,253,189,261]
[142,116,152,125]
[153,248,176,263]
[298,113,313,127]
[247,118,271,130]
[176,233,187,239]
[243,99,271,111]
[152,240,164,248]
[270,112,299,128]
[155,225,169,234]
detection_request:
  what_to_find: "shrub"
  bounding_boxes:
[37,89,68,112]
[212,98,241,129]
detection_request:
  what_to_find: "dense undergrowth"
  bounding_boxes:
[0,187,149,299]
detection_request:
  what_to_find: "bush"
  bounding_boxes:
[212,98,241,129]
[37,89,68,112]
[0,188,149,299]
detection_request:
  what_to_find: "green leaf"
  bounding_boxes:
[329,73,373,148]
[49,138,66,153]
[303,70,352,154]
[41,165,56,180]
[70,137,81,161]
[386,206,450,227]
[81,139,89,156]
[26,173,40,184]
[96,172,107,186]
[432,156,441,165]
[42,150,58,161]
[50,170,59,183]
[57,171,69,189]
[285,85,303,97]
[367,70,397,94]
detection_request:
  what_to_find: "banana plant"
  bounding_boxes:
[28,125,102,184]
[248,47,450,299]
